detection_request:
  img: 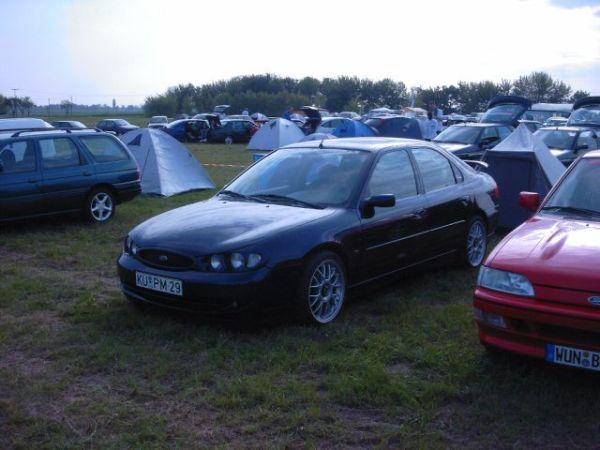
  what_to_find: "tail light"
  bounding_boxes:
[493,185,500,200]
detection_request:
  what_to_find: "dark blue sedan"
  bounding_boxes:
[118,138,498,324]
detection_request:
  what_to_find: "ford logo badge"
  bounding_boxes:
[158,255,169,263]
[588,296,600,306]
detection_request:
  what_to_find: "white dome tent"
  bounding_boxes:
[247,118,304,151]
[121,128,215,196]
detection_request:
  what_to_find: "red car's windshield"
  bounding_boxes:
[543,158,600,217]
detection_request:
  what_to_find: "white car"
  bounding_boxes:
[147,116,168,129]
[0,117,53,131]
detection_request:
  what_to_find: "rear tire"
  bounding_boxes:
[84,187,115,224]
[458,216,487,268]
[293,251,347,325]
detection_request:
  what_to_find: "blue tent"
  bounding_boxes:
[329,119,375,138]
[364,116,425,139]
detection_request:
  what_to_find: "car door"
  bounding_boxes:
[39,136,97,213]
[0,138,43,220]
[411,146,469,258]
[358,149,430,281]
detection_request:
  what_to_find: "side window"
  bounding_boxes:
[80,136,129,163]
[39,138,82,169]
[576,132,598,151]
[412,148,456,192]
[0,140,36,174]
[232,121,244,131]
[497,127,512,140]
[481,127,498,140]
[366,150,417,200]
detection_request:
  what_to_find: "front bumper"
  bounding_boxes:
[474,287,600,359]
[117,253,301,314]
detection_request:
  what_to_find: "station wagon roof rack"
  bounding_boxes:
[9,128,104,138]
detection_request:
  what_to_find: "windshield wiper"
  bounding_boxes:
[251,193,324,209]
[219,190,265,203]
[541,205,600,216]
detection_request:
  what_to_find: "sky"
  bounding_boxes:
[1,0,599,106]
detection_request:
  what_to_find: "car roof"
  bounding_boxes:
[0,129,110,140]
[447,122,502,128]
[538,126,590,133]
[283,137,434,152]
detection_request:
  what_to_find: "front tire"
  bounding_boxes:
[294,251,347,325]
[459,216,487,268]
[84,188,115,223]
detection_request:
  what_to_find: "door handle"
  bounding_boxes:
[83,171,92,177]
[409,208,428,220]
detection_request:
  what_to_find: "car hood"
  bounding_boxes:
[131,197,336,255]
[436,142,478,155]
[488,215,600,292]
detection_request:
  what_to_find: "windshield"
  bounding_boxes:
[481,104,525,124]
[224,148,371,207]
[150,116,167,123]
[544,158,600,217]
[568,105,600,127]
[114,120,129,126]
[434,126,480,144]
[534,129,577,150]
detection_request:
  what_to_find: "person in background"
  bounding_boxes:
[424,112,438,141]
[242,108,249,116]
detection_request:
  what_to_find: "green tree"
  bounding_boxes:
[570,90,590,103]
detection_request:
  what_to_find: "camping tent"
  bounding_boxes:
[121,128,215,196]
[483,124,565,228]
[247,118,305,151]
[317,118,375,138]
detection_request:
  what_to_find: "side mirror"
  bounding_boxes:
[519,191,541,212]
[361,194,395,218]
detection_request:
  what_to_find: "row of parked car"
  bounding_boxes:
[2,96,600,374]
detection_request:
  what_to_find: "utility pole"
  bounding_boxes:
[11,88,19,117]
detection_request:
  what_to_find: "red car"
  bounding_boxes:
[474,150,600,372]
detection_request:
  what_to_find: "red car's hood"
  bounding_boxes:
[488,214,600,292]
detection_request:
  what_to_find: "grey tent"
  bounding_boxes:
[247,118,304,151]
[483,124,565,229]
[121,128,215,196]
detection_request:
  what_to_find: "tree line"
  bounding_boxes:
[143,72,590,117]
[0,95,35,117]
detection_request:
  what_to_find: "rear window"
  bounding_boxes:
[80,136,129,163]
[0,139,36,173]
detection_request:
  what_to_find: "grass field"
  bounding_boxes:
[2,140,600,449]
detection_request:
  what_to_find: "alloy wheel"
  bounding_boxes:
[308,259,345,323]
[467,220,486,267]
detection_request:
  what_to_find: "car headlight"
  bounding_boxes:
[124,236,138,255]
[477,266,534,297]
[201,252,264,272]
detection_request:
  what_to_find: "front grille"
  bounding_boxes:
[538,324,600,349]
[137,249,195,270]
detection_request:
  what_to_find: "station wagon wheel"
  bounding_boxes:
[85,188,116,223]
[295,251,347,324]
[461,217,487,267]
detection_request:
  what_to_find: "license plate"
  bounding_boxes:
[546,344,600,372]
[135,272,183,297]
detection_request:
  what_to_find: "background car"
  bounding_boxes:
[162,119,210,142]
[51,120,87,130]
[0,129,140,223]
[0,117,53,131]
[474,151,600,372]
[433,123,513,159]
[363,116,425,140]
[207,119,258,144]
[338,111,361,119]
[118,138,498,324]
[518,119,542,133]
[535,126,599,165]
[147,116,168,129]
[96,118,139,135]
